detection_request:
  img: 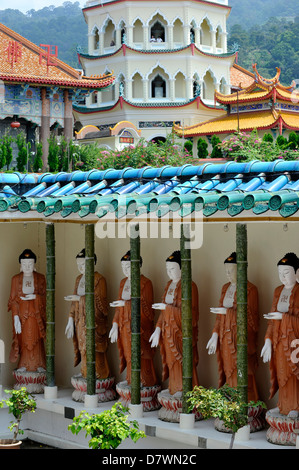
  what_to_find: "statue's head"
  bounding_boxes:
[166,251,181,281]
[120,250,143,278]
[277,252,299,288]
[76,248,97,274]
[19,249,36,275]
[224,252,237,284]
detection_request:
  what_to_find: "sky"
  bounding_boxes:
[0,0,85,13]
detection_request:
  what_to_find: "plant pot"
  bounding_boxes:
[0,439,22,449]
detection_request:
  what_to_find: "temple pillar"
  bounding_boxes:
[64,89,73,143]
[41,87,50,170]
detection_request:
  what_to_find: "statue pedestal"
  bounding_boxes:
[266,408,299,446]
[71,375,117,403]
[13,369,46,394]
[215,404,265,434]
[157,389,202,423]
[116,381,161,412]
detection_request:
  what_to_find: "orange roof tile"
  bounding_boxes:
[0,23,114,89]
[230,64,255,89]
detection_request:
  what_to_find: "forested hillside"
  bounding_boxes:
[0,1,298,84]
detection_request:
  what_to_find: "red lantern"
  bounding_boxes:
[11,120,20,128]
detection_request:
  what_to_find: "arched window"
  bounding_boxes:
[132,73,143,99]
[152,74,166,98]
[150,20,165,42]
[173,18,183,44]
[103,19,116,48]
[200,18,212,47]
[202,70,216,101]
[175,72,186,99]
[133,19,143,43]
[94,27,100,49]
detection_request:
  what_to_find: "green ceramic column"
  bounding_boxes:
[236,223,248,406]
[46,222,56,387]
[85,224,96,396]
[130,223,141,405]
[180,223,193,414]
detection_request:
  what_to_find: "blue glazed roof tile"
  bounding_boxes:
[0,160,299,219]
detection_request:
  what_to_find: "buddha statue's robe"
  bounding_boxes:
[8,271,46,371]
[212,281,259,402]
[113,274,157,387]
[69,271,110,379]
[265,283,299,415]
[156,279,199,395]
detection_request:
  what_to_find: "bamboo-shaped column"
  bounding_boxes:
[46,222,56,388]
[180,223,193,414]
[130,223,141,406]
[85,224,96,396]
[236,223,248,406]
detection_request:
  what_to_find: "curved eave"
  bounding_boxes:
[174,110,299,137]
[0,74,115,90]
[78,43,236,62]
[82,0,232,14]
[72,95,225,115]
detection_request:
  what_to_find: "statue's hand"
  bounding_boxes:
[20,294,36,301]
[65,317,74,339]
[263,312,283,320]
[210,307,227,315]
[14,315,21,334]
[109,323,118,343]
[149,327,161,348]
[152,303,166,310]
[110,300,125,307]
[64,295,80,302]
[206,332,218,355]
[261,338,272,363]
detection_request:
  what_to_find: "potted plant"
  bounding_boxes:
[68,402,146,449]
[0,387,37,449]
[187,385,266,449]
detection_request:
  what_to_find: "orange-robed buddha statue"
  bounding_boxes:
[65,249,110,380]
[8,249,46,372]
[109,250,157,387]
[261,252,299,417]
[150,250,199,396]
[207,252,260,402]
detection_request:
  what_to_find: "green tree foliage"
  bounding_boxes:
[197,138,208,158]
[15,132,28,172]
[33,142,43,172]
[210,135,223,158]
[228,16,299,85]
[47,134,59,172]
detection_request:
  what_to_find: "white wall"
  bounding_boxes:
[0,219,298,409]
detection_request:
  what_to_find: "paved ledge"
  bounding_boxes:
[0,387,296,450]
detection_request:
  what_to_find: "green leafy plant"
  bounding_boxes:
[33,142,43,172]
[68,402,146,449]
[187,385,266,449]
[15,132,29,172]
[0,387,37,441]
[197,137,208,158]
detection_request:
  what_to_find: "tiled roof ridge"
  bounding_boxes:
[77,42,236,61]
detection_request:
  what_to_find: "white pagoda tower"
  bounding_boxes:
[73,0,236,148]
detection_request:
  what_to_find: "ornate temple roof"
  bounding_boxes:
[174,65,299,137]
[0,23,115,90]
[0,160,299,222]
